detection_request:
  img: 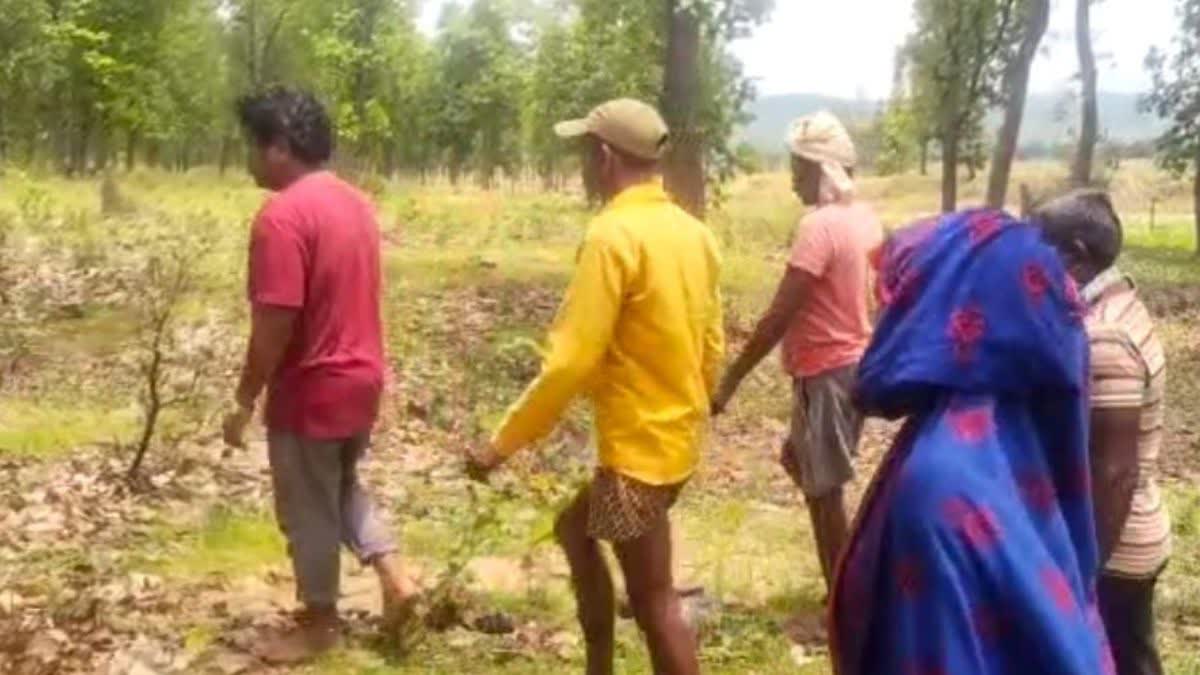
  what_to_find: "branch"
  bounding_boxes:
[958,0,1019,129]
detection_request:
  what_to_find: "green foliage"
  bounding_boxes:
[905,0,1025,205]
[0,0,768,199]
[1144,0,1200,177]
[875,99,920,175]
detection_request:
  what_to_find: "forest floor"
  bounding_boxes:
[2,161,1200,674]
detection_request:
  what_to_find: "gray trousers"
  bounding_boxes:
[783,364,865,499]
[267,432,396,608]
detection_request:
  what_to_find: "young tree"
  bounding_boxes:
[1144,0,1200,254]
[124,229,226,484]
[986,0,1050,207]
[909,0,1023,212]
[1070,0,1099,187]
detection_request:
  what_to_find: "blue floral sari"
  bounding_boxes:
[831,210,1114,675]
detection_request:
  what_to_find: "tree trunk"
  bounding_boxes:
[920,139,930,176]
[661,0,706,220]
[941,134,959,213]
[71,116,92,176]
[95,129,109,173]
[129,345,162,482]
[247,0,260,89]
[219,135,233,176]
[1193,153,1200,256]
[1070,0,1098,187]
[987,0,1050,208]
[126,131,138,171]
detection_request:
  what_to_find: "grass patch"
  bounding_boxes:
[150,506,283,579]
[0,398,134,458]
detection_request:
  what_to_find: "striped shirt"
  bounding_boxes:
[1084,267,1170,578]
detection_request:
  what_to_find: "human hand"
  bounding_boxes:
[221,399,254,449]
[710,377,739,417]
[465,443,504,484]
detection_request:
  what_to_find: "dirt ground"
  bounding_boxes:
[2,168,1200,674]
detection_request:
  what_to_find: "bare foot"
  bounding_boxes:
[373,554,421,629]
[255,606,340,665]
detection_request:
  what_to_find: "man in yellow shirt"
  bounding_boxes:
[468,99,723,675]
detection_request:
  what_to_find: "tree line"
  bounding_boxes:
[874,0,1198,244]
[0,0,769,207]
[0,0,1195,238]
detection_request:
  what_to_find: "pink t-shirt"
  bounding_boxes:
[783,201,884,378]
[249,171,385,439]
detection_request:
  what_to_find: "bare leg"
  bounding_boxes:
[373,554,419,598]
[807,487,849,595]
[556,488,616,675]
[613,516,699,675]
[336,438,417,610]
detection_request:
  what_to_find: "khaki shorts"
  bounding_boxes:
[781,364,865,498]
[587,468,685,542]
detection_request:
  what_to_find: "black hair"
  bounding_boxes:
[1032,190,1124,270]
[236,87,333,165]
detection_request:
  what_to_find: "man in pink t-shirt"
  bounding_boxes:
[221,87,416,664]
[712,112,882,606]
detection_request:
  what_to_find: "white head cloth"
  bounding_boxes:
[786,111,858,204]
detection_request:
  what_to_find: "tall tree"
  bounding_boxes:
[1070,0,1099,187]
[986,0,1050,207]
[909,0,1023,212]
[660,0,772,217]
[1144,0,1200,254]
[224,0,296,91]
[304,0,422,171]
[662,0,705,218]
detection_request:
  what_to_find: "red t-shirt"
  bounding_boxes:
[248,171,385,439]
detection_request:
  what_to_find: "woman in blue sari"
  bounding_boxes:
[831,210,1114,674]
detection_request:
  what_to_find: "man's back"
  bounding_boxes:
[587,182,722,486]
[1086,271,1170,577]
[249,171,384,440]
[490,180,722,487]
[784,201,883,378]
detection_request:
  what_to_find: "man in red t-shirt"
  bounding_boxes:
[222,87,416,664]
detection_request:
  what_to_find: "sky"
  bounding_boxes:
[418,0,1180,101]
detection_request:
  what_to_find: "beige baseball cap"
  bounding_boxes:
[554,98,669,161]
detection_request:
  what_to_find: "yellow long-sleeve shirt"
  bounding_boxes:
[491,180,725,486]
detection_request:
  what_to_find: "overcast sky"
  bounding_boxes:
[418,0,1178,100]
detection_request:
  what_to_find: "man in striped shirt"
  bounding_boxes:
[1036,192,1170,675]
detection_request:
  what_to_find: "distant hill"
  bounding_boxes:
[742,92,1166,155]
[740,94,881,153]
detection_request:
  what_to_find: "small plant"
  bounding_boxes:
[121,227,231,485]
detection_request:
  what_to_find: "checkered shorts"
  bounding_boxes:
[587,468,685,542]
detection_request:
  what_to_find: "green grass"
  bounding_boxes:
[0,398,134,457]
[147,506,284,579]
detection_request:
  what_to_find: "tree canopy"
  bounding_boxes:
[0,0,771,200]
[1144,0,1200,251]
